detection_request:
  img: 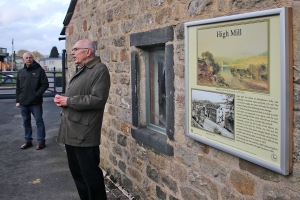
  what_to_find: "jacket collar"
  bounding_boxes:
[84,56,101,69]
[70,56,102,82]
[24,60,40,71]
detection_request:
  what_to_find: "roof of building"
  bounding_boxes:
[60,0,77,36]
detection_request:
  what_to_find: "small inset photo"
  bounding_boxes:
[191,89,235,139]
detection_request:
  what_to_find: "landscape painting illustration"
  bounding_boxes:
[197,20,269,93]
[191,90,235,139]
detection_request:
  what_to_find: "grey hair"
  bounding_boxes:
[23,52,34,59]
[87,41,96,56]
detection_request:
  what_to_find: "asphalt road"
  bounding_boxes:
[0,98,80,200]
[0,98,128,200]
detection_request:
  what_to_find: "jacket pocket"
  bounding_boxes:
[67,109,89,126]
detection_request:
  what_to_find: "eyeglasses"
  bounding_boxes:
[71,48,89,52]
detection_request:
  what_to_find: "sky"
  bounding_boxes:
[192,90,230,103]
[197,20,268,58]
[0,0,71,56]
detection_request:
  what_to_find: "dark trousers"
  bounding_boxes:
[65,145,107,200]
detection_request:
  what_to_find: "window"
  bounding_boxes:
[49,61,54,65]
[146,49,166,133]
[130,27,174,156]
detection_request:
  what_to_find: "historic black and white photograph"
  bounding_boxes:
[191,90,235,139]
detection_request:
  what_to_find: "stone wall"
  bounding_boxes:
[64,0,300,199]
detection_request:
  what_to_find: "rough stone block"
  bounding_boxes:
[161,173,178,193]
[127,0,139,17]
[68,25,74,36]
[132,184,148,200]
[230,0,280,9]
[149,151,167,169]
[120,49,128,62]
[134,16,143,30]
[118,160,126,173]
[176,146,196,166]
[120,122,130,135]
[110,23,119,35]
[175,23,184,40]
[111,118,120,131]
[150,0,164,7]
[188,170,218,200]
[176,93,185,108]
[121,174,133,191]
[188,0,212,16]
[119,74,130,85]
[170,163,188,182]
[113,144,123,157]
[128,167,143,182]
[109,153,118,166]
[107,9,113,22]
[130,156,144,171]
[173,4,187,21]
[144,13,153,26]
[120,97,131,109]
[221,187,251,200]
[117,134,127,147]
[83,20,87,31]
[110,50,118,62]
[230,170,255,196]
[174,64,185,78]
[114,4,126,20]
[263,186,299,200]
[107,105,115,116]
[111,169,122,184]
[169,195,179,200]
[155,7,171,24]
[107,128,116,142]
[198,155,227,182]
[294,84,300,106]
[156,185,167,200]
[239,159,280,182]
[130,141,149,160]
[180,187,207,200]
[146,165,160,183]
[113,36,126,47]
[124,149,131,161]
[123,20,133,33]
[102,26,109,36]
[130,26,174,47]
[100,49,110,62]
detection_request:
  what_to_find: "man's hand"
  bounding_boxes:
[16,103,20,107]
[54,94,68,107]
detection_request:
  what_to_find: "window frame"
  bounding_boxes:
[130,27,174,156]
[145,49,166,135]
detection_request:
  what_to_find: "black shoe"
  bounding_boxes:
[36,142,46,150]
[21,142,32,149]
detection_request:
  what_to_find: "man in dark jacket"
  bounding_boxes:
[54,39,110,200]
[16,52,49,150]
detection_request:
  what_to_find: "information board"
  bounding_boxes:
[184,7,293,175]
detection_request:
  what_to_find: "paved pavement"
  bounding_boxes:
[0,98,130,200]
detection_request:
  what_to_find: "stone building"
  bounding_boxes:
[60,0,300,199]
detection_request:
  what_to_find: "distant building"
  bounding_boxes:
[0,47,9,62]
[38,57,62,71]
[0,47,11,71]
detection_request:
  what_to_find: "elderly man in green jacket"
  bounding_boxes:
[54,39,110,200]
